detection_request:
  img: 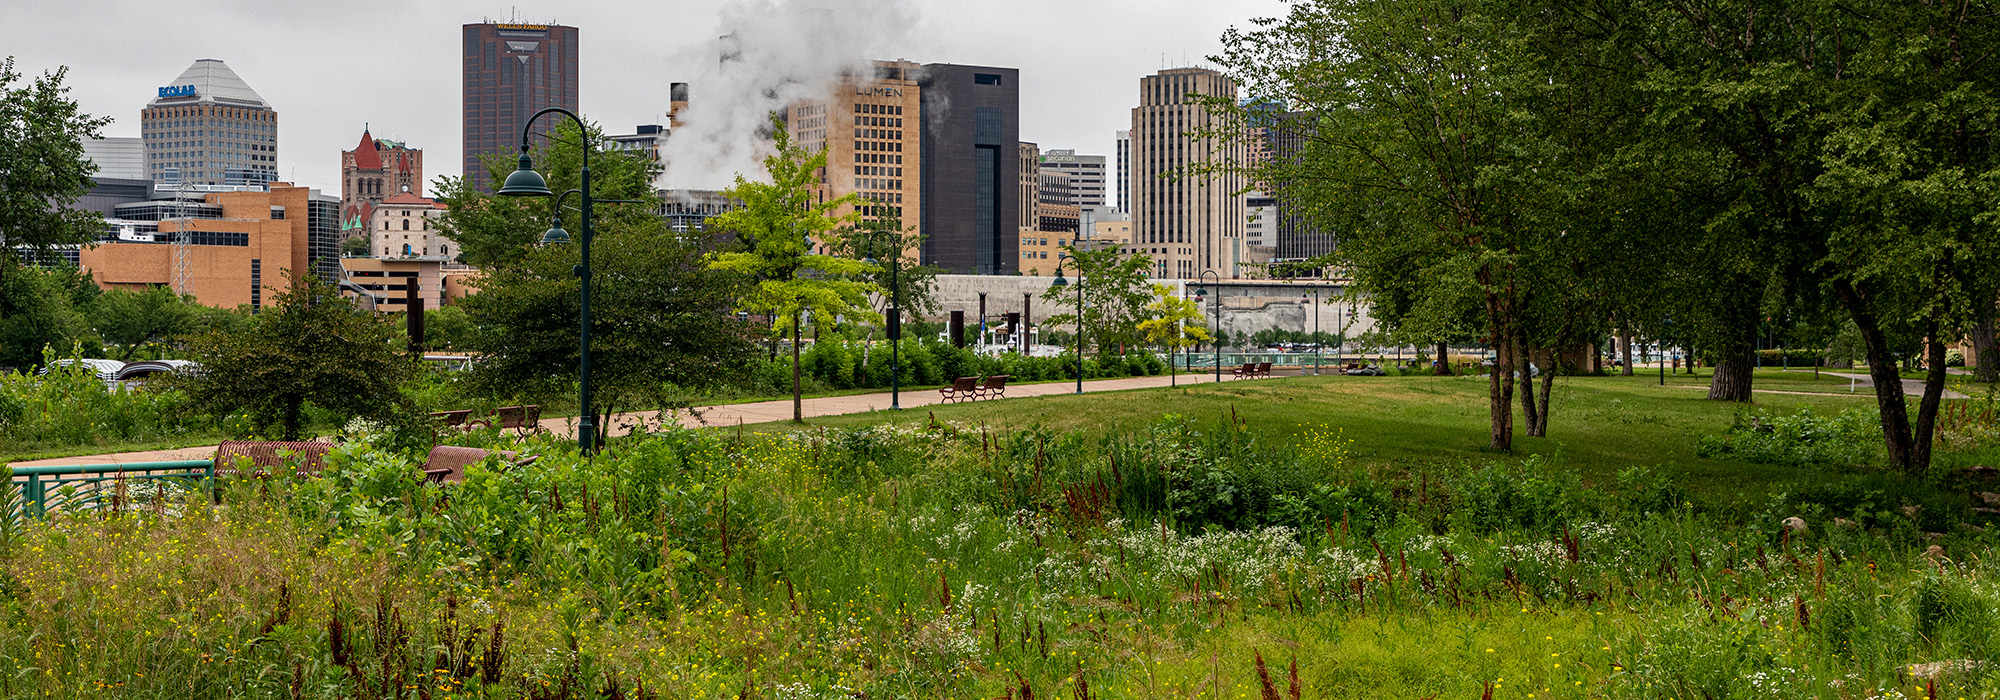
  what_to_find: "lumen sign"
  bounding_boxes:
[157,85,197,98]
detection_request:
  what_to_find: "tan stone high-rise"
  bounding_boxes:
[1129,68,1247,279]
[789,60,922,263]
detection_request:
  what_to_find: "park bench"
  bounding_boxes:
[1231,362,1258,379]
[419,445,538,484]
[212,440,334,478]
[939,377,979,403]
[1255,362,1273,378]
[976,375,1010,399]
[430,410,475,436]
[470,405,543,436]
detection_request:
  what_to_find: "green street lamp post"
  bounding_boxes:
[1051,254,1084,394]
[864,233,903,410]
[1303,288,1320,375]
[496,107,639,455]
[1194,270,1221,383]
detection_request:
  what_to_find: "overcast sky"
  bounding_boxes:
[11,0,1282,195]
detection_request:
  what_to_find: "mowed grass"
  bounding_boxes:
[788,372,1900,496]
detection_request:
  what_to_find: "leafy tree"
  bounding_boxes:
[461,225,756,442]
[0,58,109,369]
[707,114,877,423]
[1038,242,1156,355]
[93,285,197,361]
[339,236,370,258]
[433,119,660,269]
[0,266,92,369]
[1215,0,1633,447]
[423,305,476,352]
[0,57,108,269]
[173,271,415,441]
[1802,0,2000,471]
[1136,283,1210,360]
[437,113,755,442]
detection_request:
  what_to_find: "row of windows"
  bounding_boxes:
[855,103,903,116]
[855,115,902,128]
[185,231,250,247]
[855,139,903,153]
[856,153,902,165]
[854,165,903,176]
[856,129,902,140]
[1019,237,1069,247]
[857,178,902,192]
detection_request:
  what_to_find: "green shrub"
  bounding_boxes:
[1695,407,1883,468]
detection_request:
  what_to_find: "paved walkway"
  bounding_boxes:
[570,371,1241,437]
[11,371,1256,467]
[1821,371,1969,400]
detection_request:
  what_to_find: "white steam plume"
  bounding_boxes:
[659,0,922,190]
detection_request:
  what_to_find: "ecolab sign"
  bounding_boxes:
[157,85,197,98]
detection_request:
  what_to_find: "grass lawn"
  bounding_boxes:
[782,372,1974,497]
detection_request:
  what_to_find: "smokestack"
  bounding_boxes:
[670,82,690,129]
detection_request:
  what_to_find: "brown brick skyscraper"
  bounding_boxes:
[462,22,578,191]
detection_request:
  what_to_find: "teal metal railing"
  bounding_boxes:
[6,460,214,518]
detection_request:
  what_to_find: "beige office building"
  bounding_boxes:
[789,60,923,263]
[1129,68,1247,279]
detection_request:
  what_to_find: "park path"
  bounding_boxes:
[10,371,1249,467]
[1821,371,1970,400]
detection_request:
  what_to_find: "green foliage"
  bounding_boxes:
[433,118,661,269]
[171,270,417,441]
[458,222,755,416]
[1697,407,1885,468]
[0,57,110,267]
[706,114,878,333]
[4,408,1997,698]
[91,285,198,361]
[1038,243,1156,355]
[422,304,476,352]
[0,265,97,369]
[1136,283,1210,353]
[0,345,203,451]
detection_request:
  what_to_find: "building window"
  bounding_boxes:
[975,73,1003,85]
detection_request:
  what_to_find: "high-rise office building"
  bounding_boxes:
[462,22,579,191]
[1129,68,1247,279]
[141,59,278,187]
[918,64,1020,274]
[789,60,923,259]
[340,128,423,241]
[1262,112,1335,261]
[1115,130,1131,213]
[1037,149,1106,207]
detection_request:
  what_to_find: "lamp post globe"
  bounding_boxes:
[497,154,553,197]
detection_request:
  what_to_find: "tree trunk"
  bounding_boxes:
[1708,344,1755,402]
[1487,310,1514,451]
[1535,355,1557,436]
[1434,341,1453,375]
[1619,326,1633,376]
[1517,331,1542,438]
[792,310,804,424]
[1974,299,1998,383]
[1834,279,1918,471]
[1914,328,1949,471]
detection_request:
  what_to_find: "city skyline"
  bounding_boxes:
[11,0,1279,194]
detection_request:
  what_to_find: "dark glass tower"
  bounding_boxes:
[462,22,579,192]
[918,64,1019,274]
